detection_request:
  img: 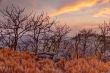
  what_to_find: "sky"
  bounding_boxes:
[0,0,110,33]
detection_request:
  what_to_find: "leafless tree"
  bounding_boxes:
[48,24,70,53]
[72,33,81,59]
[0,5,31,50]
[99,22,110,54]
[77,29,94,57]
[29,13,55,54]
[91,34,101,56]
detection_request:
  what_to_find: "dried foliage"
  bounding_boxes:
[0,49,109,73]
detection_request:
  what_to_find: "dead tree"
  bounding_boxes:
[92,34,102,56]
[73,33,81,59]
[78,29,93,57]
[0,5,31,50]
[99,22,110,54]
[48,24,71,53]
[29,13,55,54]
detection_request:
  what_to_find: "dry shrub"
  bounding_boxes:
[0,49,109,73]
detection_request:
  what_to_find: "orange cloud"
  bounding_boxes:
[49,0,109,17]
[94,8,110,17]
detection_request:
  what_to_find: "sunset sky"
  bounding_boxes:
[0,0,110,33]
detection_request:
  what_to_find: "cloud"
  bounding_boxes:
[49,0,109,17]
[94,8,110,17]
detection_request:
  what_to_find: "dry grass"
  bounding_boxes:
[0,49,109,73]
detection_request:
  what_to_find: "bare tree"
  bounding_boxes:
[72,33,81,59]
[77,29,94,57]
[99,22,110,54]
[0,5,31,50]
[48,24,70,53]
[29,13,55,54]
[92,34,101,56]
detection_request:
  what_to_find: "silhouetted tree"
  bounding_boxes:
[73,33,81,59]
[29,13,55,54]
[0,5,31,50]
[99,22,110,54]
[48,24,70,53]
[78,29,94,57]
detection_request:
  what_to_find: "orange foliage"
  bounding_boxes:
[0,49,109,73]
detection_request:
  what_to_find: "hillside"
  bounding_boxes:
[0,49,109,73]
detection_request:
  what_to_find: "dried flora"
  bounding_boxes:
[0,49,109,73]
